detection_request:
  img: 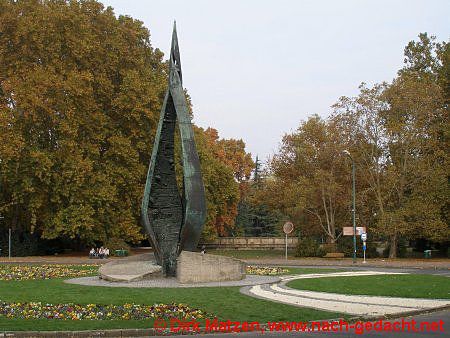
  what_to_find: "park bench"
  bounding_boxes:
[324,252,345,258]
[114,249,129,257]
[423,249,439,258]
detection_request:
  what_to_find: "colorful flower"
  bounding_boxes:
[0,301,210,321]
[246,265,289,275]
[0,264,98,281]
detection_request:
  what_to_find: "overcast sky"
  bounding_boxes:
[101,0,449,162]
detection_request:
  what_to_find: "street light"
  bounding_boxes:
[343,150,357,264]
[0,216,3,257]
[0,159,8,258]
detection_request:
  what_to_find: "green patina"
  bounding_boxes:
[141,23,206,276]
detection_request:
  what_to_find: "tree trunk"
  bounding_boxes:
[388,233,397,258]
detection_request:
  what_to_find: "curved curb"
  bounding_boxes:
[241,272,450,317]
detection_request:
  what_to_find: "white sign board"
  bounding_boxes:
[343,226,366,236]
[361,233,367,241]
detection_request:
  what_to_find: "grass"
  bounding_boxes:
[287,274,450,299]
[0,267,346,331]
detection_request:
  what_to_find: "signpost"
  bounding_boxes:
[344,227,368,263]
[283,222,294,260]
[361,232,367,263]
[343,226,366,236]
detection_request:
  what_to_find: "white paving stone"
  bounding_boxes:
[249,284,414,315]
[271,285,450,309]
[280,270,406,282]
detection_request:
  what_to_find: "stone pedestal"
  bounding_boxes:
[99,253,161,282]
[177,251,245,284]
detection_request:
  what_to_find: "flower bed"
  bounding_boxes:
[0,301,209,320]
[0,264,98,281]
[246,265,289,275]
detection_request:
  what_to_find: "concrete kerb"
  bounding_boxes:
[241,271,450,318]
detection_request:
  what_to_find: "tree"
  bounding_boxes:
[265,115,351,243]
[0,0,170,245]
[332,34,449,256]
[0,0,254,249]
[193,127,248,240]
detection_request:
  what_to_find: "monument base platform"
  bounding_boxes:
[99,253,161,282]
[177,251,245,283]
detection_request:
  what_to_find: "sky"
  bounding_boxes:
[101,0,449,162]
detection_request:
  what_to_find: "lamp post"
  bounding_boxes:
[0,159,7,258]
[0,216,3,257]
[343,150,357,264]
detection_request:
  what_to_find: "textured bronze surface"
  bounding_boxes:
[141,23,206,276]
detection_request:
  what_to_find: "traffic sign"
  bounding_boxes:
[283,222,294,261]
[283,222,294,234]
[361,233,367,241]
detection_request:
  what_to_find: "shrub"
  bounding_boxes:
[104,237,130,252]
[338,237,379,258]
[0,231,39,257]
[295,238,325,257]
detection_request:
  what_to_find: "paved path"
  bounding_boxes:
[65,274,280,288]
[287,265,450,277]
[1,250,449,270]
[244,271,450,316]
[244,257,450,270]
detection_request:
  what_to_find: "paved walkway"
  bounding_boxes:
[244,271,450,316]
[244,258,450,270]
[0,256,113,264]
[65,274,280,288]
[1,251,449,270]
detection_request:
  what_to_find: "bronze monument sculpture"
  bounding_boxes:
[141,23,206,277]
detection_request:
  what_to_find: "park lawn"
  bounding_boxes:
[0,277,346,331]
[286,274,450,299]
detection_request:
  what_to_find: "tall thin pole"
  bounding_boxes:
[351,159,357,264]
[285,233,288,260]
[0,216,3,257]
[8,227,11,259]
